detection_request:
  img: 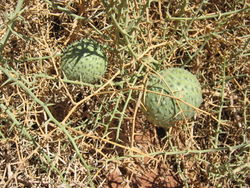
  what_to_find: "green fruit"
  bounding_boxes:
[144,68,202,128]
[61,39,107,83]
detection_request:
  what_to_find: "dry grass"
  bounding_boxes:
[0,0,249,187]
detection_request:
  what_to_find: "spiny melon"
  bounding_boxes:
[61,39,107,84]
[144,68,202,128]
